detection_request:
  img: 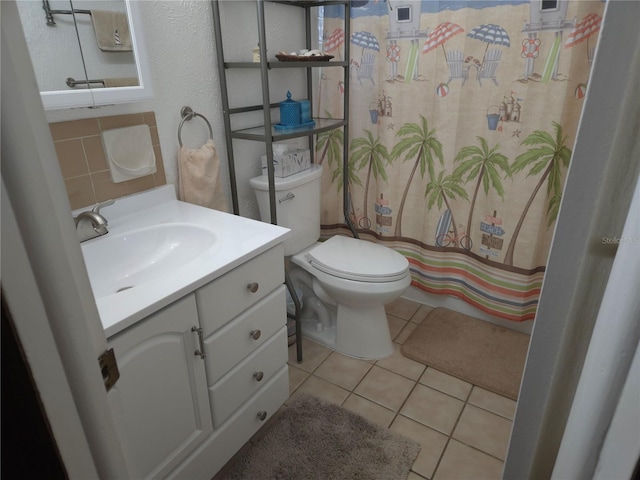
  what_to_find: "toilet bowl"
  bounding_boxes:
[250,165,410,360]
[292,236,410,359]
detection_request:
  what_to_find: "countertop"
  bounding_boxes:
[79,185,290,337]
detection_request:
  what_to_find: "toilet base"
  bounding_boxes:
[300,302,393,360]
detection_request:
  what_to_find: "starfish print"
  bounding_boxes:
[512,129,522,138]
[387,123,395,130]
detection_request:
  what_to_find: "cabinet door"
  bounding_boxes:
[108,294,212,479]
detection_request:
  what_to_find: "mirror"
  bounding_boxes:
[17,0,152,110]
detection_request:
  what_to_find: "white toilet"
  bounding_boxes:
[250,165,410,359]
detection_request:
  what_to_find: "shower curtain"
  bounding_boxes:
[317,0,604,322]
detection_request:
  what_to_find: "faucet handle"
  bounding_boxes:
[92,199,114,215]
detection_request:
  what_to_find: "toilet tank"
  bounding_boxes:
[249,165,323,256]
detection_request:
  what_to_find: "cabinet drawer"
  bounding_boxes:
[167,365,289,480]
[196,244,284,336]
[204,285,286,385]
[209,327,288,428]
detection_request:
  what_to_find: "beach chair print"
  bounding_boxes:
[477,49,502,86]
[357,52,376,86]
[446,50,469,84]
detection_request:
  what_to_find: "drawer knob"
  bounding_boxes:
[257,411,267,421]
[253,371,264,381]
[250,329,261,340]
[247,282,259,293]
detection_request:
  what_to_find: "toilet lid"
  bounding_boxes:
[306,236,409,282]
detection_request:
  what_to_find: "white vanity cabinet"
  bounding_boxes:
[108,244,290,480]
[107,294,212,480]
[168,244,290,479]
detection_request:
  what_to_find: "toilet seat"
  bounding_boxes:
[305,236,409,283]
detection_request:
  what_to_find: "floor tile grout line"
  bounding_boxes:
[291,363,513,464]
[429,382,474,479]
[386,378,422,436]
[288,301,514,469]
[288,353,516,421]
[445,436,509,464]
[286,383,509,474]
[288,355,515,422]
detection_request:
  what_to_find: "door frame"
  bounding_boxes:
[1,2,129,477]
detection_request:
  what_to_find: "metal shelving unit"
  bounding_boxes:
[211,0,351,362]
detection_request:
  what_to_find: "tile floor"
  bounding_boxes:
[285,298,516,480]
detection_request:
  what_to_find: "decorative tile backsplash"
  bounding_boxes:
[49,112,167,210]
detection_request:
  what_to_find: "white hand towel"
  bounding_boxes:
[91,10,132,52]
[178,140,228,212]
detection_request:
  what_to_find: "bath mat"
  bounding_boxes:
[221,394,420,479]
[401,307,529,400]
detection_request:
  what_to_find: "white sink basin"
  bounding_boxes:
[76,185,290,337]
[82,223,217,298]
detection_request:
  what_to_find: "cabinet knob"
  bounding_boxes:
[250,329,261,340]
[257,411,267,421]
[253,371,264,381]
[247,282,259,293]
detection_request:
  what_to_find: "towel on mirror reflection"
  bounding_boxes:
[178,140,228,212]
[103,77,139,88]
[91,10,132,52]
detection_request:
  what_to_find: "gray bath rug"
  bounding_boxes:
[222,394,420,479]
[401,307,530,400]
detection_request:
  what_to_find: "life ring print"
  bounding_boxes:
[521,38,541,58]
[386,44,400,63]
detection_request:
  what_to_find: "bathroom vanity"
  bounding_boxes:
[81,186,290,478]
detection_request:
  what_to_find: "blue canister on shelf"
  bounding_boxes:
[299,99,311,123]
[279,91,301,126]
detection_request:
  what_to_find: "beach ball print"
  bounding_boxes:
[436,83,449,97]
[575,83,587,99]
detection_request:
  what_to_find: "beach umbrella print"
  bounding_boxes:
[324,28,345,57]
[565,13,601,48]
[466,24,511,65]
[351,31,380,62]
[422,22,464,58]
[565,13,601,63]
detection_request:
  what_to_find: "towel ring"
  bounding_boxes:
[178,106,213,147]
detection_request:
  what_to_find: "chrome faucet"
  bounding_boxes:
[75,199,115,242]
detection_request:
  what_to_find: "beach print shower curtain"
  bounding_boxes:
[317,0,604,321]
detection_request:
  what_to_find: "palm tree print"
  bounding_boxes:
[503,121,572,266]
[331,149,363,223]
[390,115,443,237]
[350,130,390,227]
[453,137,510,250]
[425,170,469,245]
[315,112,343,167]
